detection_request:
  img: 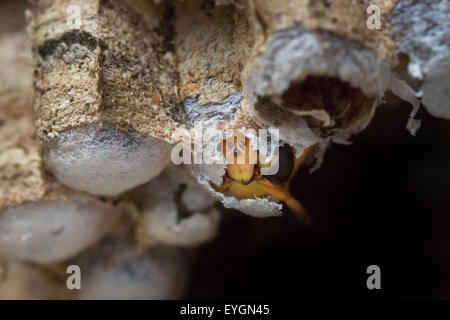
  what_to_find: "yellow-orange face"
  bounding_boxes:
[223,133,256,184]
[213,131,311,223]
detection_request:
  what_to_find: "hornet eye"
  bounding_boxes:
[263,144,294,184]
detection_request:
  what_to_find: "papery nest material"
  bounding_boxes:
[27,0,184,195]
[0,92,125,263]
[173,0,403,219]
[131,164,220,248]
[389,0,450,120]
[0,10,125,262]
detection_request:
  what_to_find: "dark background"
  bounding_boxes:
[186,96,450,299]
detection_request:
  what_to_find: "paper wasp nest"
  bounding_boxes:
[0,90,124,263]
[72,233,191,300]
[0,1,124,264]
[0,232,191,300]
[0,195,123,263]
[170,0,396,217]
[1,0,449,299]
[27,0,181,196]
[389,0,450,119]
[133,165,220,248]
[15,0,449,218]
[43,124,171,196]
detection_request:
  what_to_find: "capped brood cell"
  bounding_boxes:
[27,0,183,195]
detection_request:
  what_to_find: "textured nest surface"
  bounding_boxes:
[0,0,449,299]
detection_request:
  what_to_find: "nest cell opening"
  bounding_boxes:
[280,76,374,133]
